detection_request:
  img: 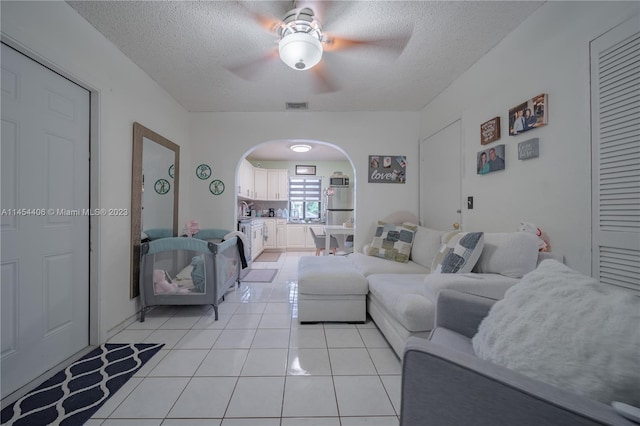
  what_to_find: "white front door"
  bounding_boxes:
[1,44,90,396]
[419,120,462,230]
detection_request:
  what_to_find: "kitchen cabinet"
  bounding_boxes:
[238,159,255,199]
[254,168,268,200]
[276,220,287,248]
[264,219,276,249]
[264,219,287,249]
[286,224,323,249]
[267,169,289,200]
[251,220,264,260]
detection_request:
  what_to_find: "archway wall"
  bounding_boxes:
[187,111,420,252]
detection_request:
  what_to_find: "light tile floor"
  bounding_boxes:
[88,252,402,426]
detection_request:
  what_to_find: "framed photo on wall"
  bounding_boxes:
[477,144,506,175]
[295,165,316,175]
[509,93,548,136]
[480,116,501,145]
[368,155,406,183]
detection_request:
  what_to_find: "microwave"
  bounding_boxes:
[329,176,349,187]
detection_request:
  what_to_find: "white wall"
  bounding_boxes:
[419,1,639,274]
[1,1,190,339]
[188,112,420,250]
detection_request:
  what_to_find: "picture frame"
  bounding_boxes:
[295,165,316,175]
[368,155,406,183]
[518,138,540,160]
[477,144,506,175]
[480,116,501,145]
[509,93,548,136]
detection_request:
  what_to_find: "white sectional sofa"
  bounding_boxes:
[348,226,559,357]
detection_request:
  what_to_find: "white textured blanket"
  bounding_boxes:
[472,260,640,406]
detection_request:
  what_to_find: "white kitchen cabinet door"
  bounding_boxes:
[276,222,287,248]
[268,169,289,200]
[264,219,276,249]
[286,225,307,248]
[254,168,268,200]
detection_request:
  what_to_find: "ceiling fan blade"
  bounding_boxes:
[323,30,413,58]
[294,0,332,23]
[236,2,285,33]
[224,49,280,81]
[250,10,284,33]
[311,60,339,94]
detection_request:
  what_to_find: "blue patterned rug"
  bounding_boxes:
[1,343,163,426]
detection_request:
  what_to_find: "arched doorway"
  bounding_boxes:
[235,139,356,257]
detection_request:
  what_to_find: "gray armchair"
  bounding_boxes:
[400,289,634,426]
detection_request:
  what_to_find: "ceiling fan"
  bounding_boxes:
[226,1,413,93]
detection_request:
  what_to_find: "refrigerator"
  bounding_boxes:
[325,184,354,253]
[325,186,354,226]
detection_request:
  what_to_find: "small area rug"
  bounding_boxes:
[241,268,278,283]
[254,252,281,262]
[1,343,164,426]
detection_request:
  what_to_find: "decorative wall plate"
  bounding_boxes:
[154,178,170,194]
[209,179,225,195]
[196,164,212,180]
[168,164,175,178]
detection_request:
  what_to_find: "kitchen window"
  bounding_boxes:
[289,177,321,221]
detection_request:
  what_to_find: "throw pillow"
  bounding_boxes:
[367,221,417,263]
[472,232,539,278]
[431,232,484,273]
[403,224,446,270]
[472,259,640,406]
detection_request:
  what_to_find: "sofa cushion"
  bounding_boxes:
[367,221,417,263]
[472,259,640,406]
[367,274,435,332]
[472,232,539,278]
[298,256,368,296]
[431,232,484,273]
[349,252,430,276]
[423,273,518,301]
[407,226,447,269]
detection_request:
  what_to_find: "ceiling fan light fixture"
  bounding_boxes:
[290,144,312,153]
[279,32,323,70]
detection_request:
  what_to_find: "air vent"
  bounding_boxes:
[286,102,308,110]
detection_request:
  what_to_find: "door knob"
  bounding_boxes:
[452,222,460,230]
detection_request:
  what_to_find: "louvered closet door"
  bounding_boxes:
[590,15,640,292]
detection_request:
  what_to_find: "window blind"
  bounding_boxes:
[289,178,322,202]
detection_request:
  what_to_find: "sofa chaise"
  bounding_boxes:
[347,224,560,357]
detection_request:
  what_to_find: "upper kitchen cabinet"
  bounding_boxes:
[254,168,268,200]
[238,158,255,199]
[249,167,288,201]
[267,169,289,201]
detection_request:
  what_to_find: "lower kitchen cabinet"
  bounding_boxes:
[264,219,287,250]
[250,220,264,260]
[286,224,323,249]
[276,222,287,248]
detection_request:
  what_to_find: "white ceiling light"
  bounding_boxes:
[277,8,323,71]
[290,144,312,153]
[279,32,323,70]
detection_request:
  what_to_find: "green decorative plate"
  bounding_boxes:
[154,178,170,194]
[168,164,175,178]
[209,179,225,195]
[196,164,212,180]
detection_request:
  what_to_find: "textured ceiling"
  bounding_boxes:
[67,0,544,114]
